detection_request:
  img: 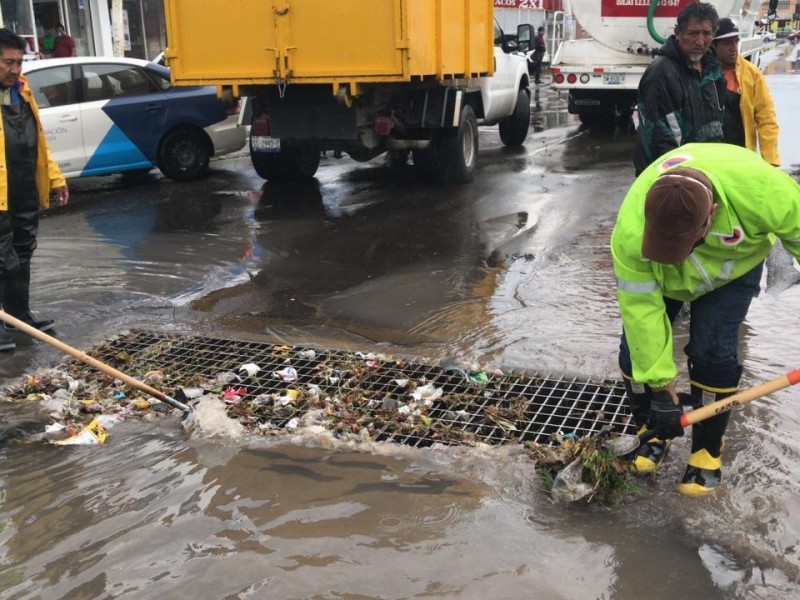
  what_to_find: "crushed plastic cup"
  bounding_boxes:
[275,367,298,382]
[411,383,443,406]
[551,459,593,503]
[238,362,261,377]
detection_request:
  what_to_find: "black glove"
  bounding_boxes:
[647,390,685,439]
[676,392,701,408]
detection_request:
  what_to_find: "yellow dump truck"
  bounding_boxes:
[164,0,532,183]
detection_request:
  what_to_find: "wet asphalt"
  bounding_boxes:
[0,45,799,600]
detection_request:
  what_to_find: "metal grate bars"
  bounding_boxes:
[80,332,636,447]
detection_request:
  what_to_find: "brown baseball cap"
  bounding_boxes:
[641,167,714,264]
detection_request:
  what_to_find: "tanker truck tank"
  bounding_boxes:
[551,0,763,129]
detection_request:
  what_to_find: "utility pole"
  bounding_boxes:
[111,0,125,57]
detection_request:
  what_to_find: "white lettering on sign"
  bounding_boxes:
[494,0,544,9]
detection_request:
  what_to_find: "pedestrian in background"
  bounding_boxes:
[611,143,800,496]
[713,18,780,166]
[634,2,726,175]
[51,24,76,58]
[531,26,546,85]
[0,29,69,351]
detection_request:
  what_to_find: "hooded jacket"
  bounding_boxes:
[0,74,65,211]
[633,37,726,175]
[728,53,780,166]
[611,143,800,388]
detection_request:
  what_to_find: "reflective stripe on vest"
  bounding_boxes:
[616,278,659,293]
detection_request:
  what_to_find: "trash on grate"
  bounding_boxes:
[527,434,641,505]
[1,331,640,503]
[53,418,108,446]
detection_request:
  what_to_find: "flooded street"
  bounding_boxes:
[2,56,800,599]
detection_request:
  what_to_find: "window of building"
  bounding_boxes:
[1,0,38,53]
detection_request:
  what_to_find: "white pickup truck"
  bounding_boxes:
[245,20,532,184]
[164,1,532,184]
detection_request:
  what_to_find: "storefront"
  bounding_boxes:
[107,0,166,61]
[0,0,165,60]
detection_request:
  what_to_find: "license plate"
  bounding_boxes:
[251,135,281,153]
[603,73,625,86]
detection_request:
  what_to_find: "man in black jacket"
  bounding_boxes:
[633,3,726,175]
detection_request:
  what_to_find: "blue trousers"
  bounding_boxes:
[619,261,764,389]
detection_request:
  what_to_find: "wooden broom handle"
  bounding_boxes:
[0,309,171,403]
[680,368,800,427]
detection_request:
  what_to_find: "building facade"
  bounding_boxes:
[0,0,165,61]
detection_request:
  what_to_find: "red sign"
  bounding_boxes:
[600,0,689,18]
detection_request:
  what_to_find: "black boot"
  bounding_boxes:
[622,377,671,474]
[0,281,16,350]
[677,385,734,496]
[2,262,54,333]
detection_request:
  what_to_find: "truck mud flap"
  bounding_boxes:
[270,103,359,139]
[407,88,464,129]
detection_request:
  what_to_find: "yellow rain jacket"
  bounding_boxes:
[0,74,65,210]
[734,54,780,166]
[610,143,800,388]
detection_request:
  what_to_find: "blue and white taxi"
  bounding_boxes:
[22,57,246,181]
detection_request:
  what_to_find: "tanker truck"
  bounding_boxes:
[550,0,766,128]
[163,0,533,184]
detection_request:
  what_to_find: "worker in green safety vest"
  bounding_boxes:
[610,142,800,496]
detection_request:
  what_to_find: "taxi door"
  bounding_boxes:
[78,62,166,176]
[22,64,86,178]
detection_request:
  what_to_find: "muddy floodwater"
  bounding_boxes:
[2,63,800,599]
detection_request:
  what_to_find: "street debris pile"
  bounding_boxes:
[530,433,640,505]
[2,331,639,504]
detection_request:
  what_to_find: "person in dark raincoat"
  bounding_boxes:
[633,3,726,175]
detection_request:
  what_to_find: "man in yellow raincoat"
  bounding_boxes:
[713,18,780,166]
[0,29,69,351]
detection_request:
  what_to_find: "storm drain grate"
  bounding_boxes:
[82,331,636,448]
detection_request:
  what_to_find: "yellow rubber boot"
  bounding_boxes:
[676,449,722,497]
[630,427,672,474]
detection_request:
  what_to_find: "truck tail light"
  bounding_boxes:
[567,74,577,84]
[374,116,393,136]
[554,73,565,84]
[579,74,590,83]
[252,115,270,136]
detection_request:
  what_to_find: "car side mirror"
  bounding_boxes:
[517,23,534,52]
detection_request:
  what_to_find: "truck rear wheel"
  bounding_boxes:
[250,140,320,182]
[415,105,478,184]
[499,89,531,146]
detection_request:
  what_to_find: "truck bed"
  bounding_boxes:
[164,0,494,89]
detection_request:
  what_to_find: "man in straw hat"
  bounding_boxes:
[610,143,800,496]
[713,17,780,165]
